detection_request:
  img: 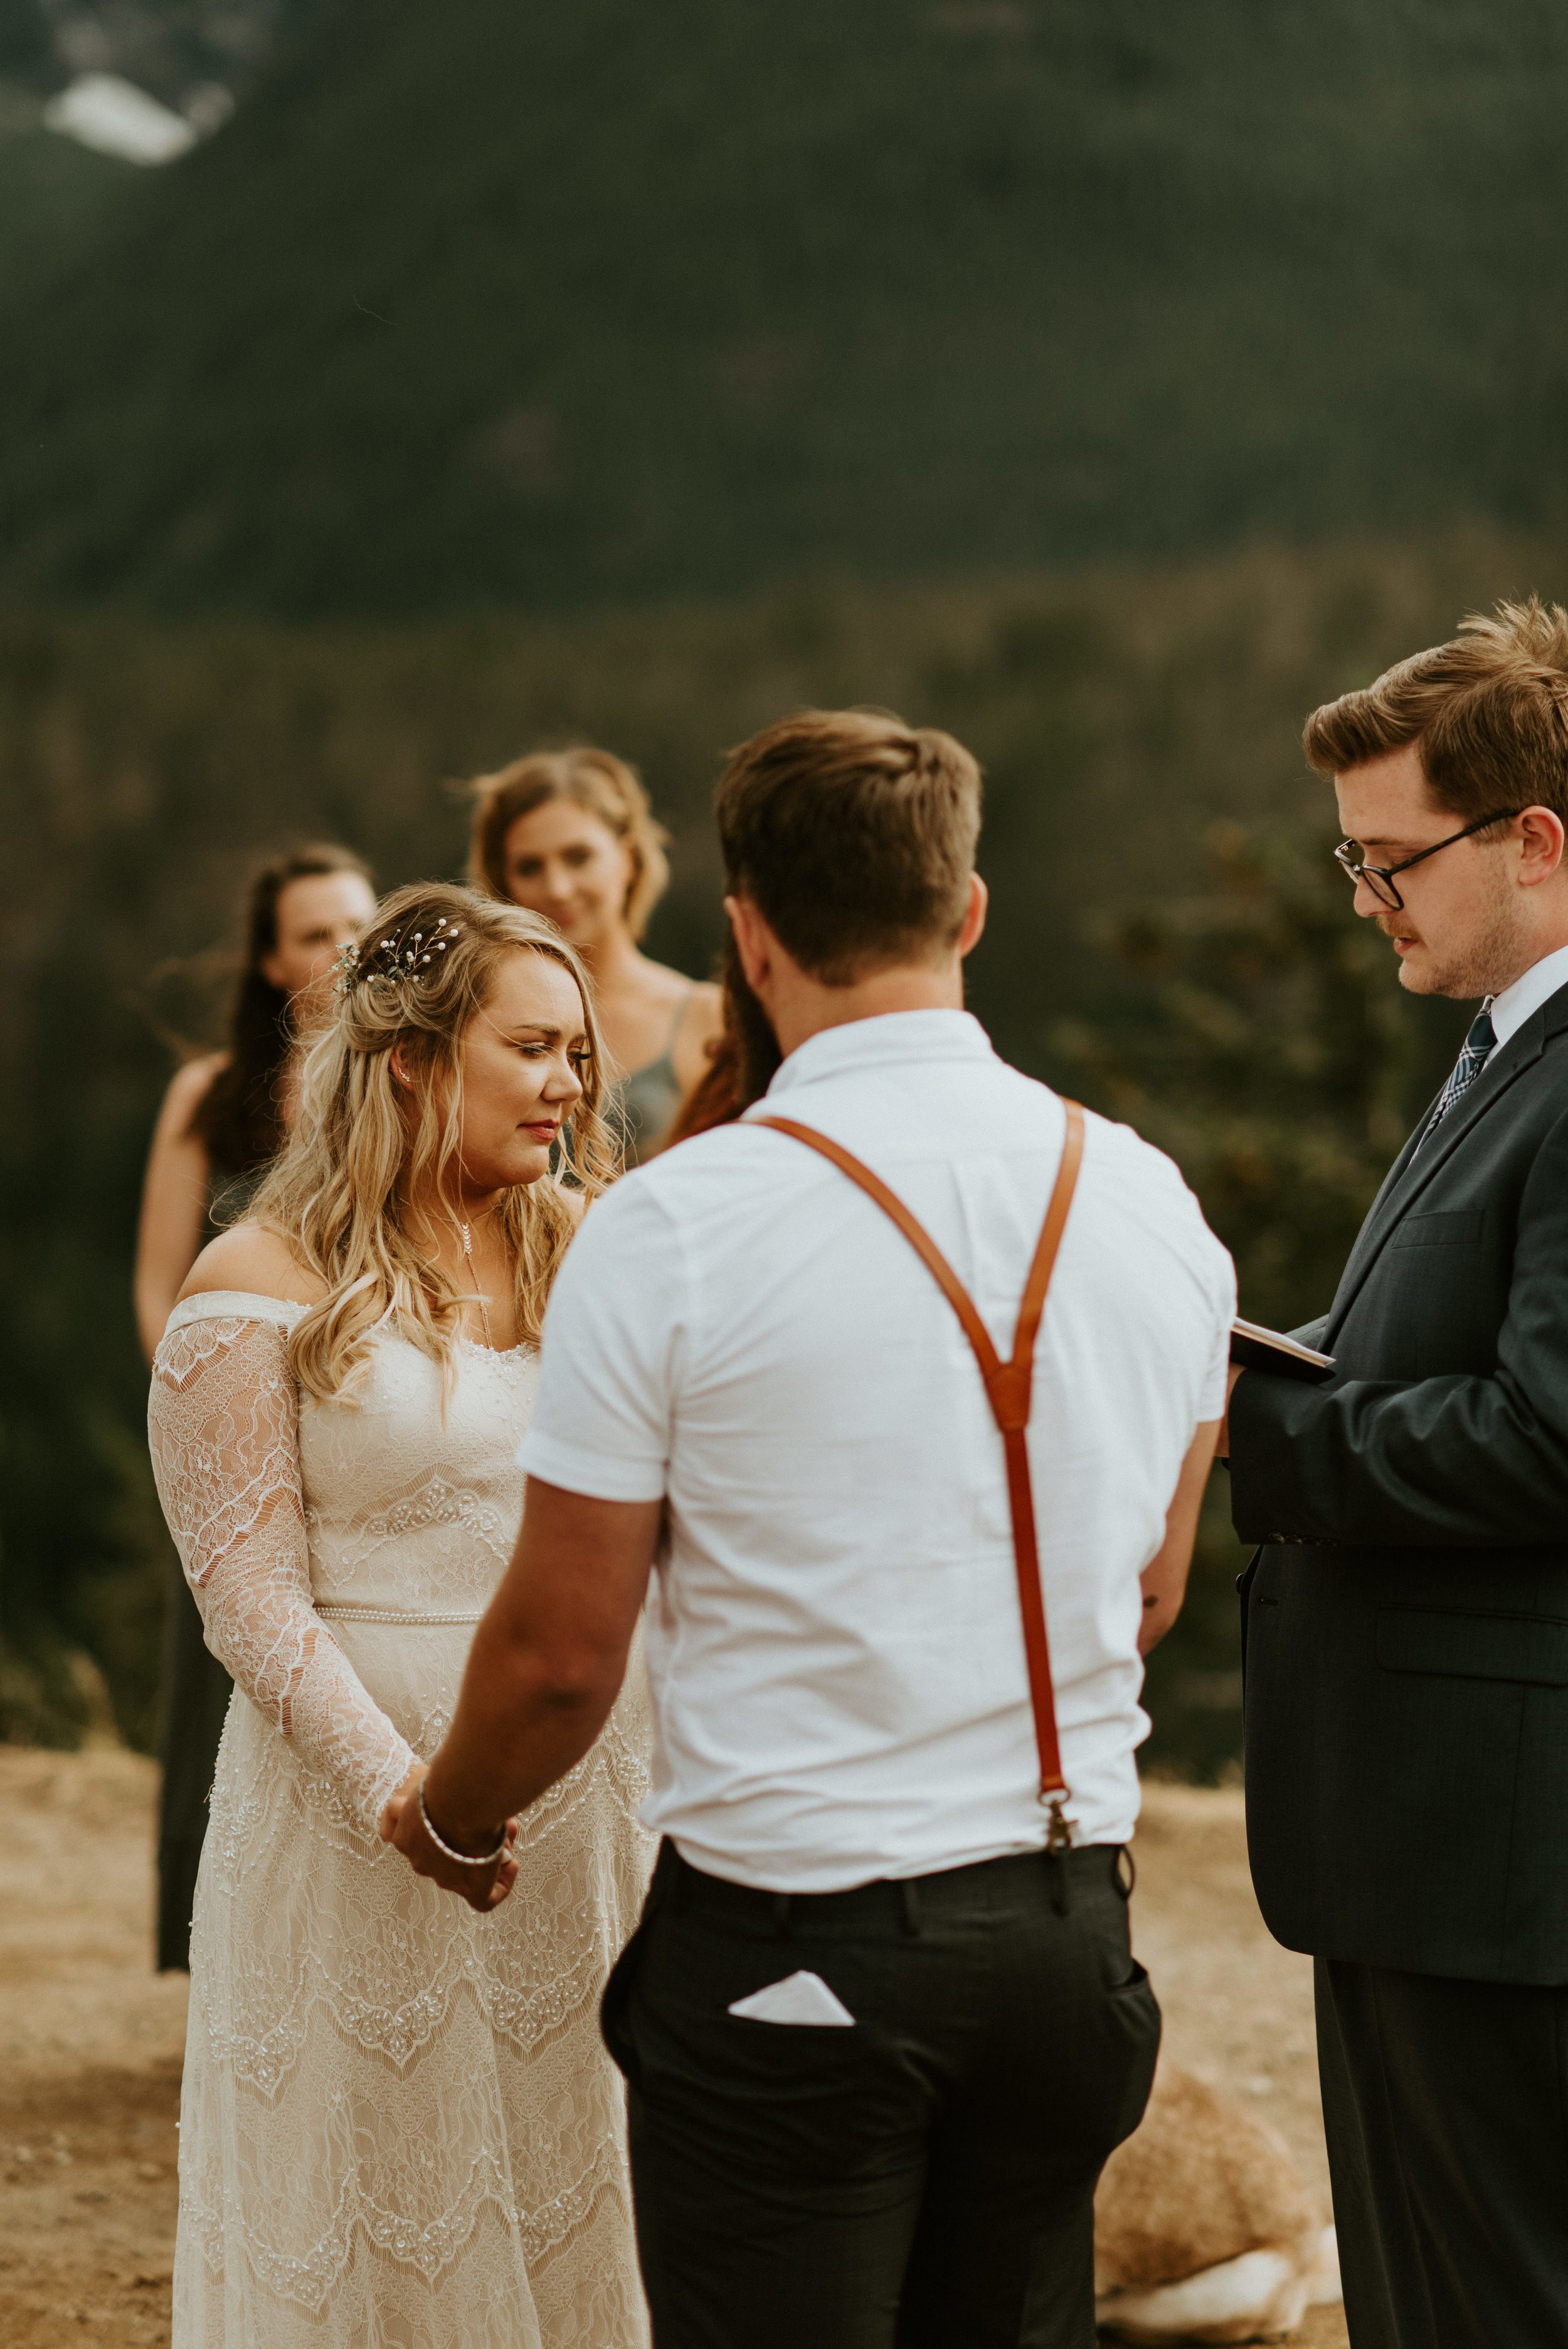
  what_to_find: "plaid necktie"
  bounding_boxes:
[1417,1005,1496,1148]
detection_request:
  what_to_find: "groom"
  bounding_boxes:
[390,707,1234,2347]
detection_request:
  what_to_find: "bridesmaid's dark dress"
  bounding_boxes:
[607,989,691,1168]
[155,1166,262,1971]
[157,1566,235,1970]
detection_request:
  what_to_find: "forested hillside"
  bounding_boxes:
[2,0,1567,615]
[4,526,1535,1766]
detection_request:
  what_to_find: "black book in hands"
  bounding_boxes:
[1229,1318,1336,1382]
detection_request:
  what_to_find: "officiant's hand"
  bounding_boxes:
[379,1763,521,1912]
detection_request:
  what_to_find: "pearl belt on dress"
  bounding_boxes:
[314,1603,487,1626]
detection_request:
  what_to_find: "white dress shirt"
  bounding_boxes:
[1487,938,1568,1048]
[520,1010,1235,1892]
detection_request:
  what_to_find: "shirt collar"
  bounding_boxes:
[754,1009,996,1100]
[1486,939,1568,1048]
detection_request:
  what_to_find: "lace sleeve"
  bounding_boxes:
[148,1313,416,1838]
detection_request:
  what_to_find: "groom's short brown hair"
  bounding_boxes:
[714,708,983,985]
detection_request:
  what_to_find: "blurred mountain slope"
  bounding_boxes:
[0,109,135,299]
[2,0,1567,615]
[0,0,318,318]
[1,0,296,108]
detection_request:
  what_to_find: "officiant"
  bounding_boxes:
[1223,598,1568,2349]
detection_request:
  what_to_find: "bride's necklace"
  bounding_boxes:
[459,1221,496,1350]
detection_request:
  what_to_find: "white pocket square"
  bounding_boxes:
[726,1970,856,2026]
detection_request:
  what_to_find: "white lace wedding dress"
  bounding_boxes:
[148,1291,654,2349]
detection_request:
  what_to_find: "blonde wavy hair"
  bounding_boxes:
[251,883,618,1406]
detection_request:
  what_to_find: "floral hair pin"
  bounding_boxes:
[335,914,462,997]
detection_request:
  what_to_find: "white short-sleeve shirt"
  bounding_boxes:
[521,1009,1235,1892]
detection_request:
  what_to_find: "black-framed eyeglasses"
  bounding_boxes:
[1333,808,1523,911]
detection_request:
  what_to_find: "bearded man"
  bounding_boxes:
[1224,598,1568,2349]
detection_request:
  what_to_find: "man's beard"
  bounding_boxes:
[1380,869,1527,999]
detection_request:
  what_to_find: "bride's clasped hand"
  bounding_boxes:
[376,1761,522,1911]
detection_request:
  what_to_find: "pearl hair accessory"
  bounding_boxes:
[335,912,462,997]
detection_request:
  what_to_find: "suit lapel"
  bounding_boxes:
[1325,1116,1434,1326]
[1326,1010,1550,1343]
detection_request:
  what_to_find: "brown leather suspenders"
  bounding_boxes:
[753,1100,1087,1851]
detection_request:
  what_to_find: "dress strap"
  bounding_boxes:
[164,1290,309,1336]
[658,985,695,1066]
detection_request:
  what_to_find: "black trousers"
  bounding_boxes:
[601,1839,1161,2349]
[1316,1956,1568,2348]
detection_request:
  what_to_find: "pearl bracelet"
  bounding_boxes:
[416,1779,510,1868]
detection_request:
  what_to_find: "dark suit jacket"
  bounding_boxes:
[1231,977,1568,1985]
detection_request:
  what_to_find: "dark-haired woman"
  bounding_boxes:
[467,748,721,1162]
[135,844,376,1970]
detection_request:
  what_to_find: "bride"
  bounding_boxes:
[147,883,654,2349]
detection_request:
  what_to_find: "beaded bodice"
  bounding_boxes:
[149,1290,541,1837]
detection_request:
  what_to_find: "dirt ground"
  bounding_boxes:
[1131,1781,1348,2349]
[0,1750,186,2348]
[0,1752,1347,2348]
